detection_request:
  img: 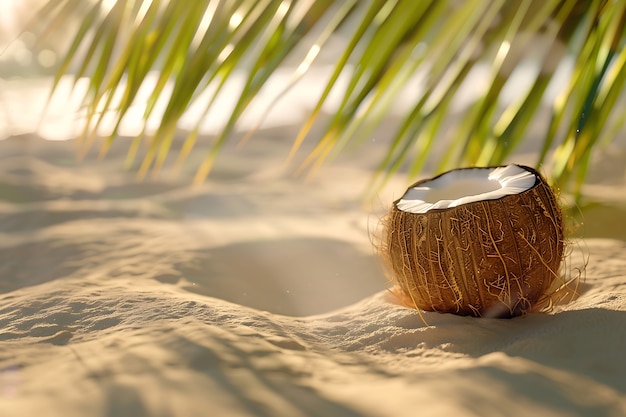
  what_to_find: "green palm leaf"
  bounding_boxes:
[33,0,626,196]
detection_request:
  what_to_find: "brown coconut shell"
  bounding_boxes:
[383,165,564,318]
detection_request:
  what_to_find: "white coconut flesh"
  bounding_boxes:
[396,164,537,214]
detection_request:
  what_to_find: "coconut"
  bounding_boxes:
[382,164,564,318]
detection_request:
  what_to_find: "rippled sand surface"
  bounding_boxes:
[0,133,624,417]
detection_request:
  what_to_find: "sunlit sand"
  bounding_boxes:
[0,70,625,416]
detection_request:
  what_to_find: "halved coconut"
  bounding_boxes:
[382,164,564,318]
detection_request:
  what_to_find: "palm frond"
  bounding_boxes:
[32,0,626,196]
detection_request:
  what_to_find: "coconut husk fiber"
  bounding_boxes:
[382,166,564,318]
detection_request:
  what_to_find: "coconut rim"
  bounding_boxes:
[394,164,543,214]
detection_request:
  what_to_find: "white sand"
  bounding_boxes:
[0,53,624,416]
[0,132,624,417]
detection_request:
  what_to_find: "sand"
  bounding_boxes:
[0,66,625,416]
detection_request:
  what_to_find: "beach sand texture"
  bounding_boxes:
[0,51,625,416]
